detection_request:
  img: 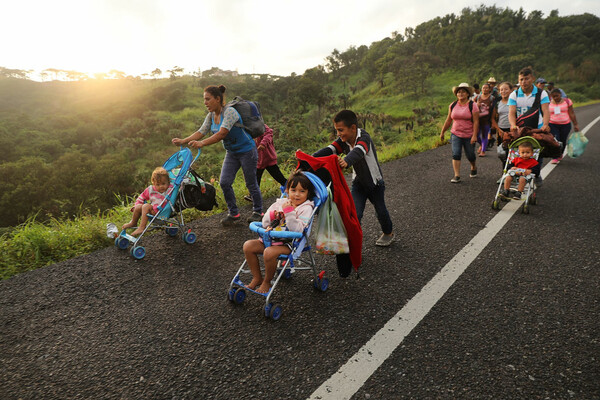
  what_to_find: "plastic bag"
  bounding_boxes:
[315,188,349,255]
[567,131,588,158]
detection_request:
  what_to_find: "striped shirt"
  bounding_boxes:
[313,129,383,191]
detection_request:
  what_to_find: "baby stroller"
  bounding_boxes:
[114,147,203,259]
[227,171,329,321]
[492,137,541,214]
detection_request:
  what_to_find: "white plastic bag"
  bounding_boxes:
[315,188,349,255]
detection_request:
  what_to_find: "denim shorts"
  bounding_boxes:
[451,134,476,161]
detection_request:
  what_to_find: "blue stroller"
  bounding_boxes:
[228,171,329,321]
[114,147,201,259]
[492,136,541,214]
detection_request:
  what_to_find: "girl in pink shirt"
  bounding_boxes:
[548,89,580,164]
[122,167,173,236]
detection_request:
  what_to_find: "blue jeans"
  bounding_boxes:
[550,123,571,152]
[220,148,262,215]
[451,134,476,162]
[351,180,393,235]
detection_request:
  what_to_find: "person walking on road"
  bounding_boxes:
[548,89,580,164]
[244,124,287,202]
[475,83,494,157]
[440,83,480,183]
[508,67,550,186]
[172,85,263,226]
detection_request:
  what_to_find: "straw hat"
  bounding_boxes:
[487,76,497,83]
[452,82,474,96]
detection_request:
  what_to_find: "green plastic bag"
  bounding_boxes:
[315,188,349,255]
[567,131,589,158]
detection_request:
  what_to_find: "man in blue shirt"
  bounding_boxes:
[508,67,550,186]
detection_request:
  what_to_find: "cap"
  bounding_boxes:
[535,78,547,84]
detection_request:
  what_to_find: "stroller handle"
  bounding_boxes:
[249,222,303,240]
[179,146,202,163]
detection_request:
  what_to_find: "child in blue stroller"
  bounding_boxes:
[242,171,316,294]
[228,170,329,320]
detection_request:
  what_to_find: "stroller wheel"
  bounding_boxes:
[183,231,197,244]
[234,288,246,305]
[531,193,538,205]
[131,246,146,259]
[227,288,236,302]
[319,277,329,292]
[115,237,129,250]
[492,199,500,210]
[269,304,282,321]
[522,205,530,214]
[264,302,273,317]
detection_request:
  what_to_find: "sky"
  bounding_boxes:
[1,0,599,80]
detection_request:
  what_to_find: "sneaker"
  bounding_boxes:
[550,158,559,164]
[469,169,478,178]
[221,214,241,226]
[247,212,263,223]
[557,155,563,161]
[534,176,543,187]
[451,176,461,183]
[512,191,522,200]
[375,233,394,247]
[243,195,252,202]
[499,188,511,201]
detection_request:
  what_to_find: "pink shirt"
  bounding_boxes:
[450,101,480,138]
[549,98,573,125]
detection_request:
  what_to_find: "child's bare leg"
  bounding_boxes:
[243,239,265,289]
[517,176,526,192]
[504,176,513,190]
[131,204,154,236]
[123,205,143,230]
[256,245,291,294]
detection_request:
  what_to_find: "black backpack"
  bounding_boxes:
[225,96,265,138]
[516,89,543,129]
[174,169,218,212]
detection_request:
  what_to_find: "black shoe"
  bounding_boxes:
[512,191,522,200]
[451,176,461,183]
[469,169,478,178]
[221,214,241,226]
[247,212,263,223]
[499,188,511,201]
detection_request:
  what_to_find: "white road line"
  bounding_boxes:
[308,116,600,400]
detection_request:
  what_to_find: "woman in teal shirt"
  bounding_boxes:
[172,85,262,226]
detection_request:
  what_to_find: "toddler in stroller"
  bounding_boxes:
[228,170,329,320]
[492,137,541,214]
[113,147,204,259]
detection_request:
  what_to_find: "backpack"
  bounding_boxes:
[174,169,218,212]
[225,96,265,138]
[516,89,543,129]
[451,100,474,122]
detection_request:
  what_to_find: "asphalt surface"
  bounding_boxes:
[1,104,599,400]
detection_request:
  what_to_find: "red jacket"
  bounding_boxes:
[296,150,362,271]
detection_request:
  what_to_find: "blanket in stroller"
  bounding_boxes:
[502,127,562,158]
[296,150,363,274]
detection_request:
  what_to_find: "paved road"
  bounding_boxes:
[1,104,598,399]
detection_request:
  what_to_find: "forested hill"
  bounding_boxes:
[1,5,599,228]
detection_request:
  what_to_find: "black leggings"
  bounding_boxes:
[257,164,287,187]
